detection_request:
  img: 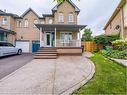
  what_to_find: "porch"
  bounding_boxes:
[35,24,86,58]
[36,24,86,48]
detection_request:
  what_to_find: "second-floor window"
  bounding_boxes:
[33,19,38,27]
[2,17,7,25]
[24,19,28,27]
[48,19,53,24]
[58,12,64,23]
[17,21,22,27]
[68,13,74,23]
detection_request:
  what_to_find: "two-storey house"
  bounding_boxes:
[0,0,86,56]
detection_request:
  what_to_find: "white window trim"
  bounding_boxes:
[48,19,53,24]
[17,20,22,27]
[2,17,7,25]
[60,32,72,43]
[68,13,74,23]
[24,19,29,28]
[58,13,64,23]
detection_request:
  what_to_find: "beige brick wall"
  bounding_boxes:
[15,11,41,52]
[105,10,122,35]
[105,1,127,39]
[54,0,77,24]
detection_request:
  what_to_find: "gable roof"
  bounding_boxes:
[0,10,6,14]
[52,0,80,13]
[103,0,126,30]
[21,8,39,18]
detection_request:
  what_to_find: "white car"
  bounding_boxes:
[0,42,22,57]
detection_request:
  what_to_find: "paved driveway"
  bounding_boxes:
[0,54,95,95]
[0,53,33,79]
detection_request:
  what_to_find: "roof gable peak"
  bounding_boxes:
[52,0,80,13]
[21,8,39,18]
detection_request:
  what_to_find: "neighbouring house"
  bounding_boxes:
[0,0,86,55]
[0,10,16,43]
[104,0,127,39]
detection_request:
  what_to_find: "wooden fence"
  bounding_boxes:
[81,41,97,52]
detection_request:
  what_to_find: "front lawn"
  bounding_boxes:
[73,53,127,94]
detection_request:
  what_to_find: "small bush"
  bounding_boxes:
[101,49,127,59]
[94,34,120,46]
[112,39,127,51]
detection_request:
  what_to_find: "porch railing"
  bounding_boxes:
[56,39,81,47]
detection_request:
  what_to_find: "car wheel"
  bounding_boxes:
[17,49,22,55]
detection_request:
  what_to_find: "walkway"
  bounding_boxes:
[0,53,95,95]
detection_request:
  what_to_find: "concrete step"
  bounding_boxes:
[38,50,57,52]
[34,48,58,59]
[36,52,58,54]
[34,56,57,59]
[35,53,57,56]
[39,48,56,50]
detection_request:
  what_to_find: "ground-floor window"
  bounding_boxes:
[60,32,72,43]
[0,33,7,41]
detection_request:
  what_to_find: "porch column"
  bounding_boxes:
[55,27,56,47]
[79,29,81,47]
[40,27,42,47]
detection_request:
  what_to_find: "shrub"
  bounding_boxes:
[94,34,120,45]
[112,39,127,51]
[101,49,127,59]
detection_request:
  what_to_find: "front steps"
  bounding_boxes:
[34,47,58,59]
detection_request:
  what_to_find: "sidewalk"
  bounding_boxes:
[0,53,95,95]
[111,58,127,67]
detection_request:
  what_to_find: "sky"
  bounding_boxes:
[0,0,121,36]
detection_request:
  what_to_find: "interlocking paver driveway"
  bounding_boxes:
[0,53,95,95]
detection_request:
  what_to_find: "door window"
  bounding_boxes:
[46,33,51,46]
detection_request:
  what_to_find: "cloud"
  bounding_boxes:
[0,0,121,35]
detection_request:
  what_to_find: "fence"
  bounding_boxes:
[82,41,97,52]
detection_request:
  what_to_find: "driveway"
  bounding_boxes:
[0,53,33,79]
[0,53,95,95]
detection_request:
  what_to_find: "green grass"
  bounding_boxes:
[73,53,127,95]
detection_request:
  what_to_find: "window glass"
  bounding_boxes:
[17,21,22,27]
[58,13,64,23]
[2,17,7,25]
[49,19,53,24]
[60,32,72,43]
[24,19,28,27]
[68,13,74,23]
[7,43,14,47]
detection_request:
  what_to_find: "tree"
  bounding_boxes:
[81,28,93,41]
[54,0,80,4]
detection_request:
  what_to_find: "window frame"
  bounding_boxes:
[58,12,64,23]
[24,19,29,28]
[48,19,53,24]
[68,13,74,23]
[17,20,22,28]
[2,17,7,25]
[60,32,72,43]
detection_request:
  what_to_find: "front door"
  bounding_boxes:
[46,33,51,47]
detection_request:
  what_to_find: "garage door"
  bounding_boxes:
[16,41,30,53]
